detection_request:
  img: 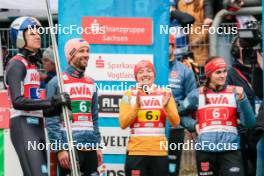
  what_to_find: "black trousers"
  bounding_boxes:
[168,128,185,176]
[10,116,48,176]
[59,150,98,176]
[240,130,258,176]
[196,150,244,176]
[125,155,168,176]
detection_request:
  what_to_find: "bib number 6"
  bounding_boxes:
[146,111,159,120]
[212,109,220,118]
[138,110,161,122]
[80,101,88,112]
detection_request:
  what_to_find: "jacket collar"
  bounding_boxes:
[65,65,84,78]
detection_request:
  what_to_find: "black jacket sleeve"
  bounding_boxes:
[5,59,52,111]
[252,67,263,99]
[43,106,62,117]
[204,0,214,19]
[256,102,264,127]
[170,10,195,27]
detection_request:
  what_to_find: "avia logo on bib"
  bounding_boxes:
[140,96,162,108]
[70,86,92,96]
[207,96,229,104]
[30,73,40,82]
[141,98,161,106]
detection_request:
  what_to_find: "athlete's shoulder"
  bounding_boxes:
[85,76,95,83]
[6,55,27,68]
[5,56,28,79]
[83,74,95,84]
[49,75,58,83]
[46,76,58,89]
[11,55,29,66]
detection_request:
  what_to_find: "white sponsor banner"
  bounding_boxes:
[85,54,153,81]
[104,164,125,176]
[100,127,129,154]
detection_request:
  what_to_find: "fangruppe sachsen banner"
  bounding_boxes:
[82,17,153,45]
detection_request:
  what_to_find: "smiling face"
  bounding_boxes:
[210,68,227,87]
[70,46,89,70]
[136,66,155,86]
[24,27,41,52]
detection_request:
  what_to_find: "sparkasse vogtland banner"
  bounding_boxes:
[59,0,170,175]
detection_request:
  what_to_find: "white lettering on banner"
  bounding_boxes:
[98,91,124,118]
[103,35,128,42]
[102,98,120,108]
[104,25,145,34]
[82,17,152,45]
[85,54,153,81]
[100,127,129,154]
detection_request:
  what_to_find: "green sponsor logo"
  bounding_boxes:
[0,130,4,175]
